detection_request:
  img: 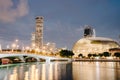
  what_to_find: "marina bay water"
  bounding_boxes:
[0,61,120,80]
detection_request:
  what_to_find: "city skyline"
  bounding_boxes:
[0,0,120,49]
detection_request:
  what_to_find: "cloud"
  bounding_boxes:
[0,0,29,23]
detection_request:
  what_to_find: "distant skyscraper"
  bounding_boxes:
[31,16,44,49]
[35,16,44,49]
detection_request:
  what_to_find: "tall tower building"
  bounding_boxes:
[35,16,44,49]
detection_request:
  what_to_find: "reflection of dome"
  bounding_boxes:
[72,37,120,57]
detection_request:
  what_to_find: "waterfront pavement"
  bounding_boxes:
[73,58,120,62]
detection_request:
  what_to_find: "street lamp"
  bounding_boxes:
[15,39,19,49]
[11,43,16,52]
[25,46,30,53]
[35,48,39,54]
[32,43,36,50]
[0,44,2,52]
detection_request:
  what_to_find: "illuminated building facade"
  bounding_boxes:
[72,26,120,57]
[31,16,44,49]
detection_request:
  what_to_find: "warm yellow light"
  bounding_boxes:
[12,43,16,48]
[26,46,30,50]
[32,43,35,47]
[35,48,39,51]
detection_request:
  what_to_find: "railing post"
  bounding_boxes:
[46,58,50,63]
[19,56,25,62]
[36,57,40,62]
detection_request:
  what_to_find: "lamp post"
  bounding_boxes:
[11,43,16,52]
[0,44,2,52]
[35,48,39,54]
[32,43,36,50]
[25,46,30,53]
[11,39,19,52]
[15,39,19,49]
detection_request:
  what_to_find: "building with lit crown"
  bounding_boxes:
[31,17,57,53]
[31,16,44,49]
[72,26,120,57]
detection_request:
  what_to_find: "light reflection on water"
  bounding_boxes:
[0,62,72,80]
[72,62,120,80]
[0,62,120,80]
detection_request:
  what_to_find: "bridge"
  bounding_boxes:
[0,53,71,63]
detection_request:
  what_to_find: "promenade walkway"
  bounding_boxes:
[73,58,120,62]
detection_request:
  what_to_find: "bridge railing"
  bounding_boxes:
[0,51,62,58]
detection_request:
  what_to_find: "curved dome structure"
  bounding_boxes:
[72,37,120,57]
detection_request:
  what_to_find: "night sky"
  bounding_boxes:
[0,0,120,49]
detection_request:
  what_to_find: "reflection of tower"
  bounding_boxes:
[84,25,94,38]
[35,16,44,49]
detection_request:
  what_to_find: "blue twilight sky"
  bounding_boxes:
[0,0,120,49]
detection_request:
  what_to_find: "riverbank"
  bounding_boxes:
[73,58,120,62]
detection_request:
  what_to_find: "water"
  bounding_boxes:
[0,62,120,80]
[72,62,120,80]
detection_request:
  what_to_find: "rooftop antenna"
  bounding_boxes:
[118,35,120,44]
[93,29,96,37]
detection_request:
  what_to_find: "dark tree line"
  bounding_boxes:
[78,52,120,58]
[114,52,120,57]
[59,49,74,58]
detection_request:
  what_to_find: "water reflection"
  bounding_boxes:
[72,62,120,80]
[1,62,120,80]
[2,62,72,80]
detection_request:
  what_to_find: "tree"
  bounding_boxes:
[93,54,97,57]
[78,53,83,57]
[59,49,74,58]
[98,53,103,57]
[103,52,111,57]
[114,52,120,58]
[88,53,92,58]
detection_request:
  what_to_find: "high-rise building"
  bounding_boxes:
[31,16,44,49]
[35,16,44,49]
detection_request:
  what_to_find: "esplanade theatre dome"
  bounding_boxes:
[72,26,120,57]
